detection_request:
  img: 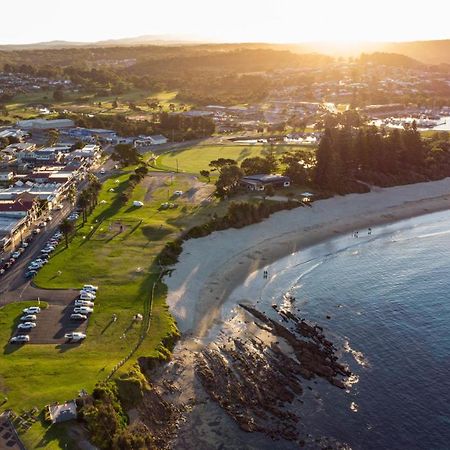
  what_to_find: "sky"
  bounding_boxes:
[1,0,449,45]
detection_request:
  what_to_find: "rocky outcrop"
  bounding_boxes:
[195,304,352,442]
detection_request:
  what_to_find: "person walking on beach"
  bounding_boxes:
[368,227,372,235]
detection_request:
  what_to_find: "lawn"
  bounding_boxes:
[0,163,226,447]
[157,143,314,174]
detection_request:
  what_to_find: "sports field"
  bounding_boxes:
[157,144,314,174]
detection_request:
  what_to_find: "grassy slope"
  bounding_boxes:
[157,144,314,174]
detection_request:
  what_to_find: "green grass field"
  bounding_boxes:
[157,144,314,174]
[0,164,227,448]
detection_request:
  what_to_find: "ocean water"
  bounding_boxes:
[219,210,450,449]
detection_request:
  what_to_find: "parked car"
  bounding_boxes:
[74,306,94,314]
[173,190,183,196]
[10,335,30,344]
[20,314,37,321]
[38,221,47,228]
[64,332,86,341]
[24,270,38,278]
[11,251,21,259]
[0,268,5,275]
[46,216,53,222]
[21,242,29,248]
[83,284,98,292]
[23,307,41,314]
[79,292,96,300]
[33,228,41,235]
[100,168,106,174]
[54,204,64,210]
[74,300,94,307]
[70,313,88,321]
[18,322,36,330]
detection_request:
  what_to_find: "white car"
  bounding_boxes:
[64,332,86,341]
[54,204,64,210]
[11,251,21,259]
[10,335,30,344]
[83,284,98,292]
[20,314,37,321]
[23,307,41,314]
[74,300,94,307]
[18,322,36,330]
[79,291,96,300]
[74,306,94,314]
[100,168,106,174]
[173,190,183,196]
[133,201,144,207]
[70,313,88,321]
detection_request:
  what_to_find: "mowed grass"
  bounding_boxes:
[157,144,313,174]
[0,166,223,447]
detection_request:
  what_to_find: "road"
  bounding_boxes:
[0,158,115,305]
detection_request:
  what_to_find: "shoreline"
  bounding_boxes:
[165,178,450,337]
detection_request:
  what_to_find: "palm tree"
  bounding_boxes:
[60,219,75,248]
[78,191,90,224]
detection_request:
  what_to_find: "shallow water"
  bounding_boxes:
[175,210,450,449]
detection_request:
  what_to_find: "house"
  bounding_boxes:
[70,144,101,161]
[47,401,77,424]
[134,135,168,146]
[240,174,291,191]
[0,128,28,141]
[0,182,66,209]
[0,193,39,248]
[0,171,14,183]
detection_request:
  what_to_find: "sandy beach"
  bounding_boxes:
[165,178,450,337]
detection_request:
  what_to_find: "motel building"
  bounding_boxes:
[240,174,291,191]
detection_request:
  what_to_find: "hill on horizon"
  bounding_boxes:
[0,36,449,65]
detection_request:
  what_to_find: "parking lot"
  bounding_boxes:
[9,291,92,344]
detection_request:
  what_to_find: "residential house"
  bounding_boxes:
[240,174,291,191]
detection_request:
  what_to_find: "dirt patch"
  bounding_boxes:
[142,174,172,202]
[183,177,215,204]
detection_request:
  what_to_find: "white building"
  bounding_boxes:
[134,135,168,146]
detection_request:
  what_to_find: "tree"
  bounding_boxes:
[200,169,210,182]
[216,165,243,197]
[209,158,237,174]
[60,219,75,248]
[111,144,140,165]
[241,156,273,175]
[316,127,344,189]
[78,191,90,224]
